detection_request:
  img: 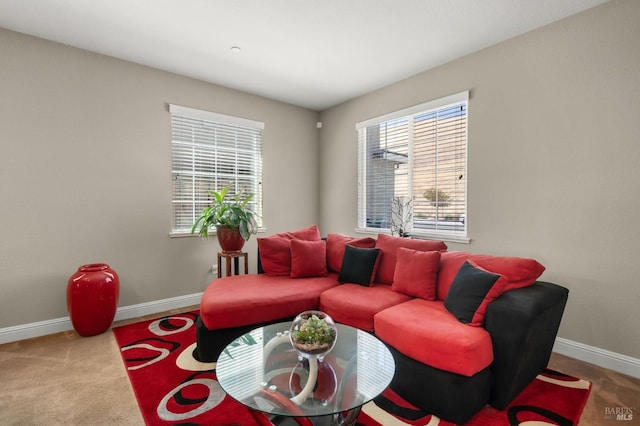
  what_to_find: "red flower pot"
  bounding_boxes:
[216,225,246,252]
[67,263,119,336]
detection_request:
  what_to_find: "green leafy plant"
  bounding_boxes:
[191,186,258,241]
[291,314,336,345]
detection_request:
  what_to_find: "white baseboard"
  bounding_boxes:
[0,292,202,345]
[553,337,640,379]
[2,299,638,380]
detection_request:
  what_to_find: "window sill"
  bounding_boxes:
[355,228,470,244]
[169,232,199,238]
[169,227,268,239]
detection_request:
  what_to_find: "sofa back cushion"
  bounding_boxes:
[256,237,291,276]
[374,233,447,284]
[326,233,376,273]
[437,251,545,300]
[257,225,321,276]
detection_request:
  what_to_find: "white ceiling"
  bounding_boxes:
[0,0,609,111]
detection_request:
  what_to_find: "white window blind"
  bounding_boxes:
[356,92,468,241]
[170,104,263,235]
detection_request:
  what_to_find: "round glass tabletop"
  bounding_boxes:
[216,322,395,420]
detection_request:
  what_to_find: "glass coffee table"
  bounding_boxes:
[216,322,395,426]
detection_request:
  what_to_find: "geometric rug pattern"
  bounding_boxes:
[113,311,591,425]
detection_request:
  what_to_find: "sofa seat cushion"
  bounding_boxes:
[374,299,493,377]
[200,273,339,330]
[319,283,411,332]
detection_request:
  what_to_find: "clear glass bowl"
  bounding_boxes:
[289,310,337,361]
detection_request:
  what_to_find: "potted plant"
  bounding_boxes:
[191,186,258,252]
[289,310,337,360]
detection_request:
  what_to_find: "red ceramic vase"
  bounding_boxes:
[216,225,246,252]
[67,263,119,336]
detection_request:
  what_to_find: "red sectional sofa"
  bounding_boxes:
[196,226,569,424]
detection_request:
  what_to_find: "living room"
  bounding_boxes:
[0,0,638,423]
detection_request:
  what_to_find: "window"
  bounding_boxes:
[356,91,468,242]
[170,104,263,235]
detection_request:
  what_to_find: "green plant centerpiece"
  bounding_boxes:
[289,310,338,361]
[191,186,258,252]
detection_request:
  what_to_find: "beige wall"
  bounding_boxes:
[0,29,320,328]
[2,0,638,362]
[320,0,640,359]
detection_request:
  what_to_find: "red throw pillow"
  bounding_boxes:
[391,248,441,300]
[257,225,322,276]
[375,233,447,284]
[326,233,377,273]
[290,239,328,278]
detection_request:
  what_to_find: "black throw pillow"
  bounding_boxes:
[444,261,501,324]
[337,245,380,286]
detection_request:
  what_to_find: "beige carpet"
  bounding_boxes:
[0,324,143,425]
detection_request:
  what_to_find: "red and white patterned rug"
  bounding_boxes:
[113,310,591,425]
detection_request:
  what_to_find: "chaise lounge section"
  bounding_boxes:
[195,226,568,424]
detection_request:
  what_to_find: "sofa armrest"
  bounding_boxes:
[484,281,569,409]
